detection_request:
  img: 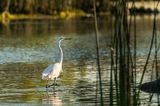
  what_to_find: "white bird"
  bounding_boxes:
[42,36,70,88]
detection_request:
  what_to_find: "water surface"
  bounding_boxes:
[0,16,160,105]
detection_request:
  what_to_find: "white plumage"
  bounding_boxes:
[42,36,70,87]
[42,63,62,80]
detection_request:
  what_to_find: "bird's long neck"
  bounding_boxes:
[59,40,63,65]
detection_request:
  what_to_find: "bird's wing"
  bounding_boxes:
[42,64,53,79]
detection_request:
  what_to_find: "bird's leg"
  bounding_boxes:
[46,80,49,88]
[51,77,57,86]
[52,78,57,93]
[46,83,53,88]
[54,77,57,85]
[46,80,49,95]
[46,78,57,88]
[46,82,54,89]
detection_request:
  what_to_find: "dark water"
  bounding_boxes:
[0,15,160,105]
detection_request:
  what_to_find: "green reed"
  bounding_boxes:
[93,0,104,105]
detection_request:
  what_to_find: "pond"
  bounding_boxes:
[0,15,160,105]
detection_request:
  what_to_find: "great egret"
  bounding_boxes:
[42,36,70,88]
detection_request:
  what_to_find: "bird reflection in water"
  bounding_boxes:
[43,92,62,106]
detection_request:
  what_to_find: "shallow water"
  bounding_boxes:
[0,16,160,105]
